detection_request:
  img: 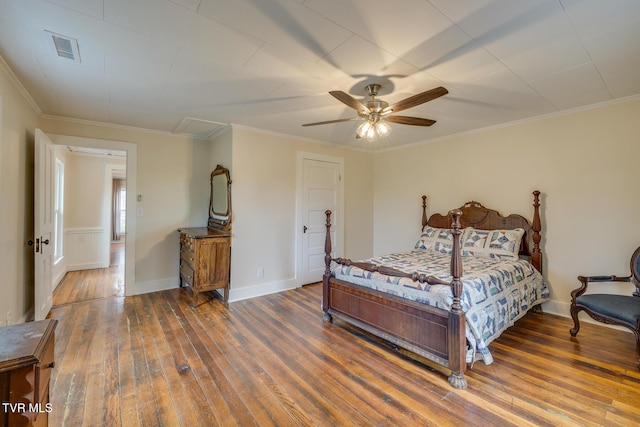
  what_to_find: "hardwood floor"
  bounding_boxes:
[47,282,640,426]
[53,242,125,306]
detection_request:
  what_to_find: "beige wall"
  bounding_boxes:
[228,127,373,299]
[65,154,108,228]
[0,61,41,323]
[41,117,212,293]
[374,97,640,317]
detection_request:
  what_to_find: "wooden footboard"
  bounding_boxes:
[322,209,467,389]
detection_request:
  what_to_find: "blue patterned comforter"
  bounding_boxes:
[333,250,549,364]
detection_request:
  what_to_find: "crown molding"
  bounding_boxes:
[376,94,640,154]
[40,114,197,141]
[0,54,42,114]
[229,123,373,153]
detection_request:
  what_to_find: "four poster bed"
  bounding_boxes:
[321,191,548,389]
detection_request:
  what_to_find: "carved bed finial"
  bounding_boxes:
[531,191,542,273]
[421,195,428,231]
[462,200,486,209]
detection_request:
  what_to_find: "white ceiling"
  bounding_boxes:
[1,0,639,150]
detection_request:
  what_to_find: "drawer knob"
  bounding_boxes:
[45,361,55,369]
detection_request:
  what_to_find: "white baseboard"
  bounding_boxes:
[52,268,66,291]
[132,276,299,302]
[66,261,105,271]
[540,300,569,318]
[135,277,179,295]
[228,278,299,302]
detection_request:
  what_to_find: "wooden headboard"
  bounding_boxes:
[421,191,542,273]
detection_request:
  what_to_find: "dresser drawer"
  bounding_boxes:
[180,249,196,269]
[180,234,195,252]
[180,263,195,288]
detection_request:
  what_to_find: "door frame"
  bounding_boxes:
[295,151,344,286]
[48,134,137,297]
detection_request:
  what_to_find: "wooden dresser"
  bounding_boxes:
[179,227,231,302]
[0,319,57,427]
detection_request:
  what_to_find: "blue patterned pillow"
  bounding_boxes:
[415,226,454,254]
[461,227,524,260]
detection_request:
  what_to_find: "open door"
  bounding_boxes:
[34,129,55,320]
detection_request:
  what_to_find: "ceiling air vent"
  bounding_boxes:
[45,30,81,62]
[174,117,228,139]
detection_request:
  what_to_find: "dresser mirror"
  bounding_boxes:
[208,165,232,231]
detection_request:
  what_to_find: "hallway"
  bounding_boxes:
[52,242,125,306]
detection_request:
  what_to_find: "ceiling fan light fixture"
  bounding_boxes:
[376,120,391,136]
[357,120,371,138]
[357,118,391,140]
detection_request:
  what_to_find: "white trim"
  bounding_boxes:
[52,265,66,292]
[136,278,179,295]
[295,151,345,287]
[231,123,371,153]
[376,94,640,153]
[0,54,42,114]
[228,278,299,302]
[66,226,103,234]
[42,114,198,140]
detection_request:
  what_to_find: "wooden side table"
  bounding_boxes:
[179,227,231,303]
[0,319,57,427]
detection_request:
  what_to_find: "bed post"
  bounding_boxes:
[322,210,333,322]
[531,190,542,273]
[421,195,428,231]
[447,209,467,389]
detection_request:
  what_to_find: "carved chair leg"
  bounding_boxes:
[569,306,581,337]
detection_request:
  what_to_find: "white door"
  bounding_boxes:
[301,158,342,284]
[34,129,55,320]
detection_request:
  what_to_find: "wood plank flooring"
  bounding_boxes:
[47,277,640,426]
[53,242,124,306]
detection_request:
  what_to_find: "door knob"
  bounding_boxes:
[303,226,307,233]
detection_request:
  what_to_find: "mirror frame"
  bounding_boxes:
[208,164,232,231]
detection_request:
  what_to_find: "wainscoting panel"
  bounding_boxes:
[66,227,107,270]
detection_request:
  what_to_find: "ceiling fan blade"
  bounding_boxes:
[385,115,436,126]
[383,86,448,114]
[302,117,360,127]
[329,91,370,115]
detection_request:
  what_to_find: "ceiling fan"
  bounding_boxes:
[302,84,448,139]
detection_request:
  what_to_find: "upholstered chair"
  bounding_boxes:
[570,247,640,367]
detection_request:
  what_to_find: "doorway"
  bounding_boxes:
[51,148,127,306]
[46,134,137,300]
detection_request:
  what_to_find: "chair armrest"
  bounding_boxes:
[578,275,631,283]
[571,275,631,302]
